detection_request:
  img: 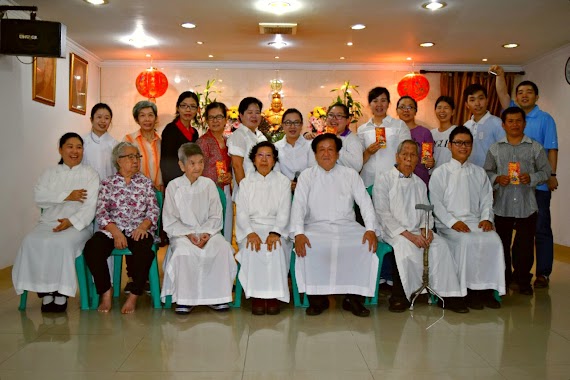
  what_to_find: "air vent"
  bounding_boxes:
[259,22,297,35]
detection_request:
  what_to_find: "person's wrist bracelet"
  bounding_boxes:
[551,173,557,177]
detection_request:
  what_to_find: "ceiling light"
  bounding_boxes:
[320,85,325,89]
[120,26,157,48]
[406,57,412,61]
[422,1,447,11]
[268,41,288,49]
[340,56,345,60]
[351,24,366,30]
[347,42,353,46]
[196,41,203,45]
[145,54,151,58]
[181,22,196,29]
[208,54,214,58]
[482,58,488,62]
[502,43,519,49]
[174,76,181,84]
[256,0,301,15]
[83,0,108,5]
[275,56,280,59]
[419,42,435,47]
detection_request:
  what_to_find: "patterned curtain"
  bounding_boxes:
[440,72,518,126]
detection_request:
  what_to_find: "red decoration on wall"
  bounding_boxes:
[135,67,168,100]
[397,73,430,101]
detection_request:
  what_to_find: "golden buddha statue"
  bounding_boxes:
[264,93,285,127]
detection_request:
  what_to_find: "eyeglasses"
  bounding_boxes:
[397,105,416,111]
[282,120,302,127]
[119,154,143,160]
[207,115,226,121]
[326,113,348,120]
[255,153,274,159]
[179,103,198,111]
[451,141,473,147]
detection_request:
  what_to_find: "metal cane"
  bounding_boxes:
[409,203,444,311]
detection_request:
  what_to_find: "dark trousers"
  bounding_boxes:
[495,213,538,287]
[386,252,408,303]
[535,190,553,277]
[84,231,154,296]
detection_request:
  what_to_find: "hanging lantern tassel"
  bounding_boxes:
[135,67,169,101]
[397,73,430,102]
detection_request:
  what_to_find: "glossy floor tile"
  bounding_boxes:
[0,246,569,379]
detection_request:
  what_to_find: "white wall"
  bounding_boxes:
[521,44,570,246]
[0,41,101,269]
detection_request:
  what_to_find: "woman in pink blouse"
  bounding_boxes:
[83,141,159,314]
[197,102,233,242]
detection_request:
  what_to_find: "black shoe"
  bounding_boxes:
[484,293,501,309]
[144,281,151,295]
[534,275,549,289]
[519,284,534,296]
[306,297,329,316]
[442,297,469,313]
[41,301,55,313]
[388,298,410,313]
[466,290,484,310]
[51,299,68,313]
[342,297,370,317]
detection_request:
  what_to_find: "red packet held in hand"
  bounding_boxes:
[509,162,520,184]
[216,161,226,176]
[325,126,337,134]
[375,127,386,148]
[421,142,433,164]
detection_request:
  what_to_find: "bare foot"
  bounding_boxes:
[121,294,138,314]
[98,288,113,313]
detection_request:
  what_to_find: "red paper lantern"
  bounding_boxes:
[135,67,168,100]
[397,73,430,101]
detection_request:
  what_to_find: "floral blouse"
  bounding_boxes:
[96,172,159,242]
[197,130,231,188]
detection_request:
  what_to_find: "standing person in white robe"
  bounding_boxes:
[82,103,117,181]
[161,143,237,315]
[291,133,379,318]
[274,108,316,192]
[373,139,467,313]
[324,103,363,173]
[12,133,99,313]
[430,126,505,310]
[235,141,292,315]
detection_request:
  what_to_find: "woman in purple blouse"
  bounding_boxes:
[84,141,159,314]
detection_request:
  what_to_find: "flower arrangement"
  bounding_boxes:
[308,106,327,134]
[330,80,363,124]
[191,79,219,132]
[225,106,240,136]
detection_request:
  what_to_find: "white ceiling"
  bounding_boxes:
[6,0,570,65]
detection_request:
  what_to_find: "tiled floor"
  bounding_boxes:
[1,246,569,379]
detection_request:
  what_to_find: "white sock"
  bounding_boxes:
[54,296,67,305]
[42,295,54,305]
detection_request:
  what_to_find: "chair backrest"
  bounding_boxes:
[155,189,164,234]
[216,186,226,235]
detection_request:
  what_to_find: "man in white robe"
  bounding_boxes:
[430,126,505,309]
[373,139,467,313]
[291,133,378,317]
[161,143,237,314]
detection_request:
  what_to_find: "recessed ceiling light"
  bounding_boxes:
[482,58,488,62]
[340,56,345,60]
[256,0,301,14]
[145,54,151,58]
[208,54,214,58]
[83,0,108,5]
[502,43,519,49]
[351,24,366,30]
[275,56,280,59]
[419,42,435,47]
[196,41,203,45]
[406,57,412,61]
[121,26,157,48]
[268,41,287,49]
[422,1,447,11]
[174,76,181,84]
[181,22,196,29]
[347,42,353,46]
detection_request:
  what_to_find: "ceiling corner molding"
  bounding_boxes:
[523,42,570,67]
[66,38,102,66]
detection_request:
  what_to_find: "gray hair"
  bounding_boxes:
[396,139,418,154]
[178,142,203,165]
[112,141,140,170]
[132,100,158,121]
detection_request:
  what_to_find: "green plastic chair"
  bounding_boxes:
[164,186,228,309]
[88,190,164,310]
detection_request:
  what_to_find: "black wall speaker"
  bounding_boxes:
[0,19,66,58]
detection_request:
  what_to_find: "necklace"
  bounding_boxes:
[90,131,101,144]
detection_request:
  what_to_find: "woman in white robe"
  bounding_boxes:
[12,133,99,312]
[235,141,292,315]
[82,103,117,181]
[161,143,237,314]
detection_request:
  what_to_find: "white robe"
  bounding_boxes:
[161,176,237,305]
[274,137,316,181]
[82,131,118,181]
[12,164,99,297]
[373,167,463,300]
[338,132,364,173]
[290,165,379,297]
[235,171,292,302]
[430,159,506,295]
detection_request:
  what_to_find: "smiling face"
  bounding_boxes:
[396,98,417,123]
[59,137,84,168]
[206,106,227,134]
[179,154,204,183]
[177,96,199,125]
[395,142,419,177]
[369,93,390,118]
[435,101,455,124]
[253,146,276,176]
[315,138,340,171]
[502,112,526,140]
[282,111,303,139]
[326,105,351,134]
[91,108,112,136]
[448,132,473,164]
[515,85,539,112]
[240,103,262,130]
[136,107,157,133]
[465,90,488,119]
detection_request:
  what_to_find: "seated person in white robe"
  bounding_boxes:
[430,126,505,309]
[373,139,467,313]
[235,141,292,316]
[291,133,379,318]
[161,143,237,315]
[12,133,99,313]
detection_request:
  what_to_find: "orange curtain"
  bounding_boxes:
[440,72,517,126]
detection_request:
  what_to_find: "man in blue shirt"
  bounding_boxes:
[492,65,559,289]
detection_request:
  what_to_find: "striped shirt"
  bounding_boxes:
[484,135,551,218]
[124,130,163,188]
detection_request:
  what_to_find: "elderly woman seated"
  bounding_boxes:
[83,142,159,314]
[235,141,292,315]
[161,143,237,315]
[12,133,99,312]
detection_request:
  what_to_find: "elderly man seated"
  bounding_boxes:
[291,133,378,317]
[373,139,467,313]
[430,126,505,309]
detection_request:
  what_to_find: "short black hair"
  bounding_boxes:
[311,133,342,153]
[397,95,417,110]
[516,80,539,96]
[368,86,390,104]
[435,95,455,110]
[327,102,350,117]
[205,101,228,118]
[238,97,263,116]
[449,125,474,142]
[90,103,113,120]
[58,132,83,164]
[282,108,303,123]
[463,83,487,99]
[248,141,279,165]
[501,107,526,123]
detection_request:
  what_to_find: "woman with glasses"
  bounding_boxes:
[235,141,291,315]
[197,102,233,242]
[274,108,316,192]
[325,103,364,173]
[84,142,159,314]
[161,91,200,189]
[396,96,435,185]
